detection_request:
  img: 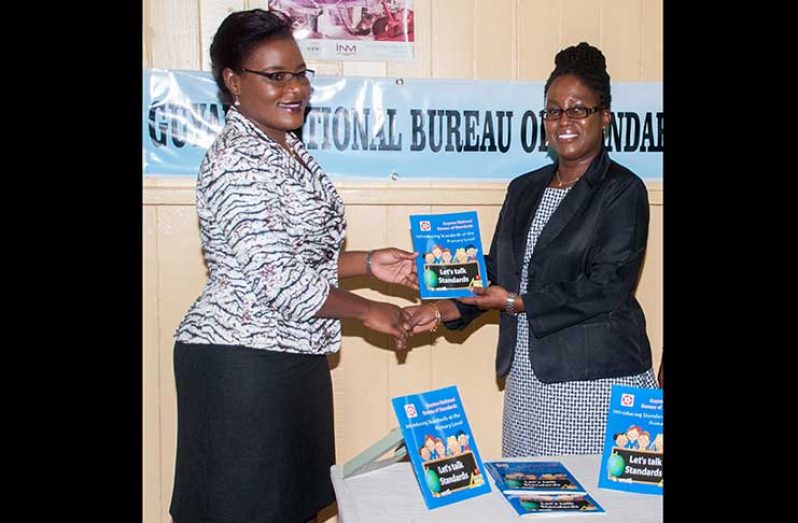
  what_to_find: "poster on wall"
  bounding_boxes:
[268,0,414,62]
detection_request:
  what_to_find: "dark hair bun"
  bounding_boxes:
[545,41,611,108]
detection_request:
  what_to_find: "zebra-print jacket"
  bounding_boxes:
[175,107,346,354]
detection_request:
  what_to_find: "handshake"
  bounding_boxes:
[361,301,442,351]
[358,247,512,350]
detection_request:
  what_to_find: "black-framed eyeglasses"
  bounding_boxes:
[242,68,315,85]
[539,106,603,121]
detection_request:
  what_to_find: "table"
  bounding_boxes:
[331,454,662,522]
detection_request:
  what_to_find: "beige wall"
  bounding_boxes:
[143,1,662,522]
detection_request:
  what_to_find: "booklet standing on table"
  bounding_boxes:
[598,384,664,495]
[391,385,491,509]
[409,211,489,299]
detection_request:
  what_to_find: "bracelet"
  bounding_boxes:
[505,292,518,316]
[365,250,375,277]
[430,302,442,333]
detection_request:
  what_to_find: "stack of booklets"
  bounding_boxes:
[485,461,605,517]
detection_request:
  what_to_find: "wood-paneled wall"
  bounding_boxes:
[143,2,662,522]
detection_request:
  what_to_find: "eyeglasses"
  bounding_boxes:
[242,68,315,85]
[539,106,603,121]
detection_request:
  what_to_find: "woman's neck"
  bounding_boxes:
[557,154,597,182]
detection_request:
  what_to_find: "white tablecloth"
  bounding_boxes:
[331,454,662,522]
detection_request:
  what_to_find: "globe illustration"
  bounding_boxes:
[607,453,625,477]
[425,468,441,493]
[520,499,540,510]
[423,269,439,289]
[506,479,522,489]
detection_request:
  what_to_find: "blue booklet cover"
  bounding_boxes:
[391,385,491,510]
[504,492,606,517]
[409,211,489,299]
[485,461,587,495]
[598,385,664,495]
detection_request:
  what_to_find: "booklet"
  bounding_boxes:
[598,385,664,495]
[485,461,587,495]
[391,385,491,510]
[409,211,489,299]
[504,492,606,517]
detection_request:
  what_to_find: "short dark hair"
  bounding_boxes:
[544,42,611,109]
[209,9,294,103]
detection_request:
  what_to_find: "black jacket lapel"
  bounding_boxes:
[511,164,555,266]
[534,149,612,255]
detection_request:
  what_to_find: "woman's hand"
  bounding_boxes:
[458,285,512,310]
[369,248,419,289]
[403,304,440,335]
[361,301,413,349]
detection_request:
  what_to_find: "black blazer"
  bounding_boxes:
[446,149,652,383]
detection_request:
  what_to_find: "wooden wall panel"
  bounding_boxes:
[562,0,601,51]
[143,0,152,67]
[637,202,663,372]
[600,0,643,81]
[142,207,161,523]
[474,0,516,80]
[154,205,206,523]
[342,61,386,77]
[333,205,393,463]
[517,0,562,80]
[385,204,435,403]
[431,0,475,79]
[146,0,202,70]
[640,0,663,81]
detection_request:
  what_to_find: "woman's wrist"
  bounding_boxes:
[365,250,375,277]
[429,302,442,333]
[504,292,518,316]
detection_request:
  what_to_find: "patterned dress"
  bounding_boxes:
[502,187,658,457]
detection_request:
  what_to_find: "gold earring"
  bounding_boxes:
[234,94,241,106]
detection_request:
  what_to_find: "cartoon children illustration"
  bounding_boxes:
[419,445,431,461]
[456,430,470,452]
[613,432,628,448]
[424,434,437,459]
[446,435,461,456]
[650,432,663,453]
[454,247,468,264]
[637,431,651,451]
[625,425,642,449]
[431,245,443,263]
[441,248,452,264]
[465,244,478,262]
[434,437,446,459]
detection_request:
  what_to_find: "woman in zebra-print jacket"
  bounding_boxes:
[170,10,417,523]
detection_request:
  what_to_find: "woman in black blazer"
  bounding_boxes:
[406,42,658,456]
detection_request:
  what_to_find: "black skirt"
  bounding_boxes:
[170,341,336,523]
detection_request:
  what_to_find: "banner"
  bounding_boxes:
[270,0,414,61]
[143,69,663,181]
